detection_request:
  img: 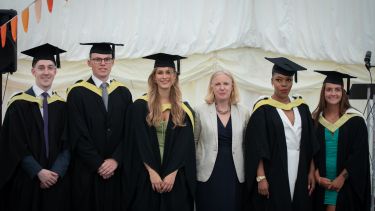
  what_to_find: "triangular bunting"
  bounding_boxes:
[35,0,42,23]
[1,24,7,48]
[47,0,54,13]
[22,7,29,32]
[10,16,17,42]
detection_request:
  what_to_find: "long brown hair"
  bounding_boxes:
[146,67,186,127]
[312,83,351,126]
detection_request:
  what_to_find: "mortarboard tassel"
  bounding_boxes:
[347,78,351,95]
[56,53,61,68]
[177,59,181,75]
[111,44,115,59]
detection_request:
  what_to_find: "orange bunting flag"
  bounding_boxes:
[35,0,42,23]
[47,0,54,13]
[1,24,7,48]
[22,7,29,32]
[11,16,17,42]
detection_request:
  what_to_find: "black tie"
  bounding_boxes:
[42,92,49,157]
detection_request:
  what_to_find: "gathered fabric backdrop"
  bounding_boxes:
[0,0,373,62]
[2,47,369,118]
[1,0,374,196]
[1,0,374,158]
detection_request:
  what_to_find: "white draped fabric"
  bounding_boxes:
[1,0,374,62]
[1,48,369,120]
[1,0,374,118]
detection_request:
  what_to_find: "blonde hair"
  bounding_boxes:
[146,67,186,127]
[204,70,240,105]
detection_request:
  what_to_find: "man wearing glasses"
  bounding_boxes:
[67,42,132,211]
[0,43,70,210]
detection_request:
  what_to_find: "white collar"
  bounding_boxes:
[32,85,52,98]
[91,74,112,88]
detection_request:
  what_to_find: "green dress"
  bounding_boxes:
[156,121,168,161]
[324,128,339,205]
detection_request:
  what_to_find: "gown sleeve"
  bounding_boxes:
[244,106,271,191]
[344,117,370,203]
[67,88,104,171]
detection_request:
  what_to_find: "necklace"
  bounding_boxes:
[216,105,231,115]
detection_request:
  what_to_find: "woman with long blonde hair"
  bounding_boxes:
[194,70,250,211]
[124,53,196,211]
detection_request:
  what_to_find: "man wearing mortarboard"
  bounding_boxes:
[244,57,319,211]
[0,43,70,211]
[66,42,132,211]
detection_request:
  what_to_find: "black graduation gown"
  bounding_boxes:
[244,99,318,211]
[313,115,371,211]
[67,78,132,211]
[123,99,196,211]
[0,88,70,211]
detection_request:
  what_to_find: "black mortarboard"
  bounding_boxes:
[143,53,186,75]
[315,70,356,94]
[265,57,307,83]
[80,42,124,59]
[21,43,66,68]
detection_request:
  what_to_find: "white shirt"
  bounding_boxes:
[276,106,302,200]
[32,85,52,117]
[91,74,112,88]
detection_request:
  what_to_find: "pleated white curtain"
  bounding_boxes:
[1,0,374,117]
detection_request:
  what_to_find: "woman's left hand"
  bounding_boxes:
[330,175,345,192]
[162,170,178,192]
[308,170,316,196]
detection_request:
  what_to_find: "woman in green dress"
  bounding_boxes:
[312,71,371,211]
[124,53,196,211]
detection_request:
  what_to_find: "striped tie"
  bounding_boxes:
[101,82,108,111]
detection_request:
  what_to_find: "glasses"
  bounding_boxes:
[91,57,113,64]
[35,65,56,71]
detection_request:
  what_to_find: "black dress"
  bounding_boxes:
[196,116,243,211]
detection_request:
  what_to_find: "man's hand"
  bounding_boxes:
[37,169,59,189]
[98,159,118,179]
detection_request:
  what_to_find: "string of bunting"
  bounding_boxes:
[0,0,68,48]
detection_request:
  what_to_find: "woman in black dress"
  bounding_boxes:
[194,70,250,211]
